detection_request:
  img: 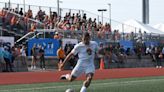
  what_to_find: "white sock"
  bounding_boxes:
[80,85,86,92]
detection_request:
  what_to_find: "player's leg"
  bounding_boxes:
[80,73,94,92]
[61,74,77,82]
[60,65,82,82]
[80,64,95,92]
[60,73,77,82]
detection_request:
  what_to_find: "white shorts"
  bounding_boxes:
[71,64,95,77]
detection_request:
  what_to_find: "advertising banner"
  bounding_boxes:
[0,36,14,46]
[119,40,133,50]
[28,38,59,56]
[144,41,159,47]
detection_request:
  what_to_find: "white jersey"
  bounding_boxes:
[71,41,98,66]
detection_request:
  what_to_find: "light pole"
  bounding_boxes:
[98,9,107,24]
[57,0,63,16]
[107,3,111,25]
[8,0,10,9]
[57,0,59,16]
[23,0,25,14]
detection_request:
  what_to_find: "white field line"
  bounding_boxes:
[1,78,164,92]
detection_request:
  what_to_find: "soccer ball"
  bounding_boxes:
[65,88,75,92]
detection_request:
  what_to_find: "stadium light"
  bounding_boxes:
[8,0,10,9]
[57,0,63,16]
[107,3,111,25]
[97,9,107,24]
[23,0,25,14]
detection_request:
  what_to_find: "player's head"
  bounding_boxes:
[82,32,90,45]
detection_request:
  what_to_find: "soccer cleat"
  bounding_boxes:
[60,74,70,80]
[60,75,67,80]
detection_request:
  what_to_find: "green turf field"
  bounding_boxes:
[0,76,164,92]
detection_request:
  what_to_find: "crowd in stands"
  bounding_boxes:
[0,7,44,35]
[97,42,164,69]
[0,6,117,40]
[0,6,158,42]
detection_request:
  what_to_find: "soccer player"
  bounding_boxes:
[60,32,99,92]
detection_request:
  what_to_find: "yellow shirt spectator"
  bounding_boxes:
[57,47,65,59]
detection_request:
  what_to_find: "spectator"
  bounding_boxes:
[19,8,23,16]
[14,8,19,14]
[3,46,13,72]
[162,47,164,56]
[30,23,36,32]
[10,15,17,31]
[0,45,5,72]
[11,46,18,64]
[57,46,65,71]
[31,44,37,70]
[39,46,45,70]
[98,43,105,68]
[119,45,125,55]
[20,45,27,66]
[82,13,87,21]
[126,48,131,56]
[105,44,113,64]
[136,46,142,60]
[155,47,162,68]
[145,46,151,55]
[27,9,33,18]
[130,32,135,41]
[54,32,60,39]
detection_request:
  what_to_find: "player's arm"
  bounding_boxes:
[60,52,74,69]
[60,44,79,69]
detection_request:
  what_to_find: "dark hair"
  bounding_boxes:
[83,32,90,37]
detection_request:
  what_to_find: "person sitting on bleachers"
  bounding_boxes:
[30,23,36,32]
[19,8,23,16]
[27,9,33,18]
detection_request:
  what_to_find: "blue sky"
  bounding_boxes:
[0,0,163,26]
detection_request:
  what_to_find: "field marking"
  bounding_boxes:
[1,78,164,92]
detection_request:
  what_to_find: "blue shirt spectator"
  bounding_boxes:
[0,47,4,59]
[2,47,12,62]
